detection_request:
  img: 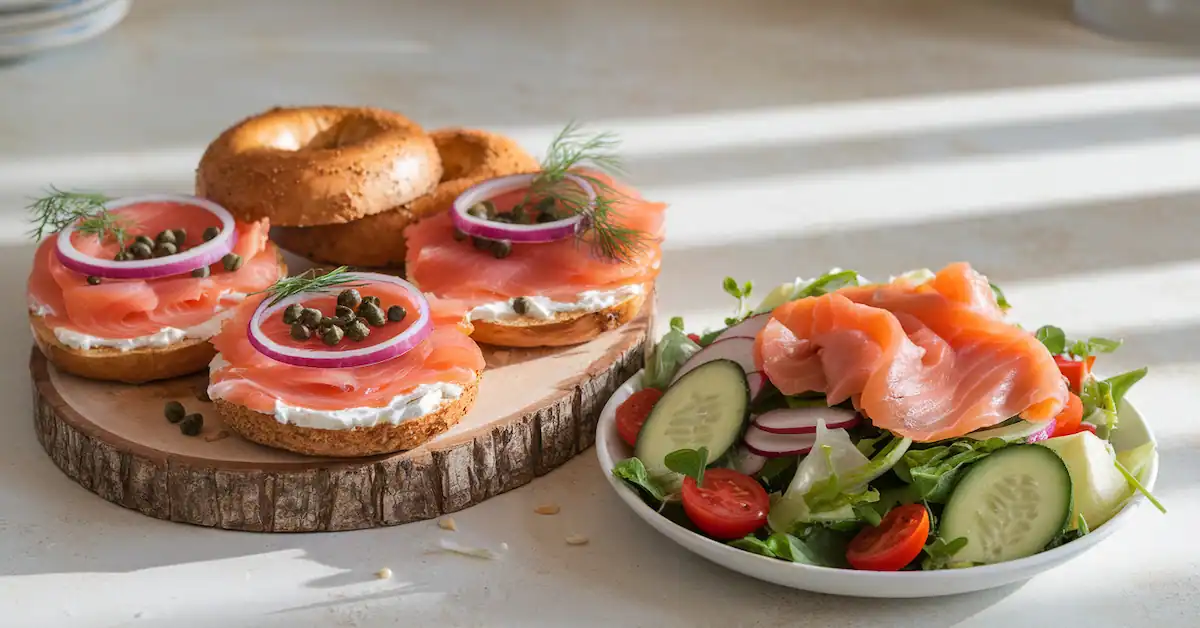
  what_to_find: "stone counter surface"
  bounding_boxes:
[1,1,1198,626]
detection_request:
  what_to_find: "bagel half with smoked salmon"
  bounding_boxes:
[207,268,486,457]
[26,193,286,384]
[196,106,443,227]
[273,128,540,268]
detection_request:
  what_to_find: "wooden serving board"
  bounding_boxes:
[29,309,650,532]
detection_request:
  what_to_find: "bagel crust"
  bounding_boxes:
[31,313,220,384]
[214,375,480,457]
[196,106,443,227]
[470,292,646,348]
[273,128,540,268]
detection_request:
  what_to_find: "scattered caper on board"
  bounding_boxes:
[179,413,203,436]
[164,401,186,423]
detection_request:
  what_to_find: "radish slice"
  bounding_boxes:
[55,194,236,279]
[671,337,756,384]
[247,272,431,369]
[743,424,817,457]
[753,407,860,435]
[732,447,767,475]
[714,312,771,342]
[747,371,766,400]
[452,173,591,243]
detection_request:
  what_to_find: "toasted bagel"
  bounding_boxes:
[273,127,539,268]
[470,291,645,348]
[214,374,480,457]
[196,106,443,227]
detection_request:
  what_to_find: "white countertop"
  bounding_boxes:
[3,1,1200,626]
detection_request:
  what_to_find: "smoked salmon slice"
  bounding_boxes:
[208,288,485,414]
[755,263,1067,442]
[27,201,282,341]
[403,171,665,306]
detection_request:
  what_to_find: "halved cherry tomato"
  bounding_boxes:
[687,333,701,344]
[1050,391,1084,438]
[615,388,663,447]
[681,468,770,540]
[1054,355,1095,393]
[846,504,930,571]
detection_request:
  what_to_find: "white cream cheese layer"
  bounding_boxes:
[31,291,246,352]
[207,354,465,430]
[468,284,644,322]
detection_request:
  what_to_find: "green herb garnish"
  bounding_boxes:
[523,122,649,263]
[254,266,369,307]
[664,446,709,486]
[722,277,754,326]
[27,186,130,251]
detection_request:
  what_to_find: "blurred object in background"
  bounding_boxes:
[0,0,130,60]
[1075,0,1200,46]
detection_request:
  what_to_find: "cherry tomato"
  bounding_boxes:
[846,504,930,571]
[1054,355,1095,393]
[687,333,701,344]
[681,468,770,540]
[1050,391,1085,438]
[615,388,663,447]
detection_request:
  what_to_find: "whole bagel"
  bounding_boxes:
[196,106,443,227]
[273,127,540,268]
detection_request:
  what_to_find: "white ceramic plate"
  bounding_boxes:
[0,0,127,59]
[0,0,115,33]
[596,369,1160,598]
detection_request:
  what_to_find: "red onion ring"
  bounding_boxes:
[247,272,432,369]
[451,172,594,243]
[55,194,237,280]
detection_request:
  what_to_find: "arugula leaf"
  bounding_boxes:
[643,318,701,389]
[1035,325,1067,355]
[784,395,828,409]
[795,525,854,568]
[798,270,862,298]
[853,503,883,527]
[1081,368,1145,437]
[1044,516,1088,551]
[757,456,799,493]
[854,433,891,457]
[1078,513,1090,535]
[921,536,970,570]
[611,457,668,503]
[728,532,825,565]
[1068,337,1123,359]
[899,438,1008,503]
[1115,457,1167,514]
[728,535,776,557]
[1106,367,1148,407]
[664,447,709,486]
[989,282,1011,311]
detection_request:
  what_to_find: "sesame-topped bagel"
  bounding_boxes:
[196,106,443,227]
[273,127,539,268]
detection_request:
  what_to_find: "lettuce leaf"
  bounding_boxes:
[643,317,701,389]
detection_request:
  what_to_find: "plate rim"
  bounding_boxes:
[595,367,1160,592]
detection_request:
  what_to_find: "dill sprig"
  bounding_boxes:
[524,122,648,263]
[27,186,130,251]
[255,266,369,307]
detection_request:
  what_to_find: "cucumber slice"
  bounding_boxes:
[635,359,749,485]
[940,445,1072,564]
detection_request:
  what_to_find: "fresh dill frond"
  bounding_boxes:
[27,186,126,248]
[256,266,369,307]
[521,122,649,263]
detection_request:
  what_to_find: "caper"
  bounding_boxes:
[156,230,176,245]
[321,325,344,347]
[202,226,221,242]
[290,323,313,341]
[492,214,515,224]
[335,305,356,323]
[299,308,322,328]
[536,211,561,223]
[511,297,529,316]
[345,320,371,341]
[336,288,362,309]
[134,235,155,248]
[282,303,303,325]
[114,250,131,262]
[172,229,187,245]
[222,253,243,272]
[387,305,407,322]
[453,228,467,241]
[130,242,153,259]
[472,237,493,251]
[191,266,210,278]
[491,239,513,259]
[86,275,101,285]
[164,401,186,423]
[153,242,177,257]
[359,302,386,327]
[179,413,203,436]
